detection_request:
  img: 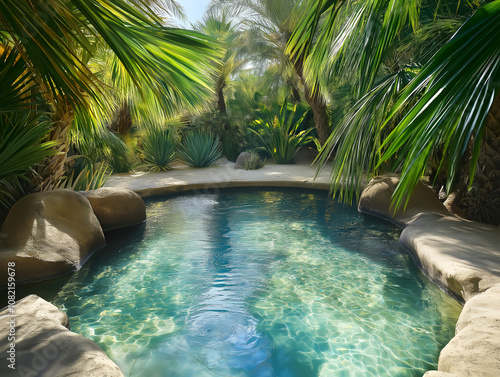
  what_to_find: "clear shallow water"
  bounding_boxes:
[38,189,460,376]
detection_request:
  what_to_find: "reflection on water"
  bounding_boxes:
[27,188,461,377]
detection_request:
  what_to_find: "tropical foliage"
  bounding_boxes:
[178,132,222,167]
[250,99,314,164]
[0,0,219,223]
[287,0,500,224]
[244,150,266,170]
[140,127,177,172]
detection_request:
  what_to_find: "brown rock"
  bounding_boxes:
[400,213,500,301]
[0,295,124,376]
[358,174,450,227]
[436,284,500,377]
[80,187,146,231]
[0,189,105,285]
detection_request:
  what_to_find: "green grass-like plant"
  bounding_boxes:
[178,132,222,167]
[62,161,111,191]
[141,127,177,172]
[244,150,266,170]
[250,99,314,164]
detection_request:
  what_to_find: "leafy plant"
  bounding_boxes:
[61,161,111,191]
[178,132,222,167]
[250,99,314,164]
[222,134,242,162]
[244,150,266,170]
[141,127,177,172]
[0,113,57,181]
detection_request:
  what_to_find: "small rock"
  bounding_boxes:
[234,152,250,169]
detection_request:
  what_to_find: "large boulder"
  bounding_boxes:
[358,173,451,227]
[0,295,124,376]
[429,284,500,377]
[400,213,500,301]
[0,189,105,285]
[80,187,146,231]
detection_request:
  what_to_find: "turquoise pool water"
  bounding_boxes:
[45,189,460,376]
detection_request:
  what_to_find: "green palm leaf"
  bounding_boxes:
[317,69,414,203]
[0,113,57,180]
[379,1,500,210]
[0,0,219,107]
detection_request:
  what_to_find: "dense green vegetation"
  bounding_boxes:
[1,0,499,224]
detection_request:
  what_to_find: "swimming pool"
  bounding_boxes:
[35,188,461,376]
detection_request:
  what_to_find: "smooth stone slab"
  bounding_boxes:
[0,295,123,377]
[400,213,500,302]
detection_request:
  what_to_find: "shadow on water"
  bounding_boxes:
[2,222,147,305]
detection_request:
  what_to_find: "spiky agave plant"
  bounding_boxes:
[244,150,266,170]
[141,127,177,172]
[178,132,222,167]
[250,99,314,164]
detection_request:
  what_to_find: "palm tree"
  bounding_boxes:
[0,0,219,221]
[195,9,248,125]
[288,0,500,225]
[210,0,331,144]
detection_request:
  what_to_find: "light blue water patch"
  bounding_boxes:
[44,188,460,377]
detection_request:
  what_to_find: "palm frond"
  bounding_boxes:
[379,1,500,210]
[0,113,57,180]
[316,70,414,204]
[0,0,220,108]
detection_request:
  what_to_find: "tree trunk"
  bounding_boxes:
[304,84,330,145]
[457,93,500,225]
[110,102,132,135]
[216,80,230,132]
[34,96,74,191]
[291,58,330,145]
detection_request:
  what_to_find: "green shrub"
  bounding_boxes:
[250,99,314,164]
[244,150,266,170]
[141,127,177,172]
[178,132,222,167]
[222,133,242,162]
[62,161,111,191]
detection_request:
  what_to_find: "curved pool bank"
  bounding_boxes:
[106,159,500,377]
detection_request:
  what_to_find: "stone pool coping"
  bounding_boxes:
[105,157,500,377]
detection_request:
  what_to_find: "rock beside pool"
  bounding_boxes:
[234,152,250,169]
[80,187,146,231]
[400,213,500,302]
[0,295,124,377]
[358,174,450,227]
[0,189,105,285]
[430,283,500,377]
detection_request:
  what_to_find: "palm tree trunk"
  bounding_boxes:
[291,58,330,145]
[458,93,500,225]
[304,84,330,145]
[216,80,230,132]
[110,102,132,135]
[34,97,74,191]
